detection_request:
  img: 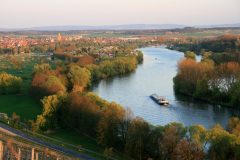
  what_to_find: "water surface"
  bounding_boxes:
[93,47,236,128]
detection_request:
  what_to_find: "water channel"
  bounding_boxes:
[93,47,236,128]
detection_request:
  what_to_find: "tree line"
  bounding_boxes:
[30,53,141,98]
[29,53,240,159]
[32,90,240,160]
[174,56,240,108]
[87,56,138,82]
[169,35,240,64]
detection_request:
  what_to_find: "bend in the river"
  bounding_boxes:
[93,47,238,128]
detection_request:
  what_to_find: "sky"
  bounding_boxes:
[0,0,240,28]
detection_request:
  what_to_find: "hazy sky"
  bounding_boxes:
[1,0,240,28]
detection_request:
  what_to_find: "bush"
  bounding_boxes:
[185,51,196,60]
[0,72,22,94]
[31,73,66,98]
[67,64,91,92]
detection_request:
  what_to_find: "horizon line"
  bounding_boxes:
[1,22,240,30]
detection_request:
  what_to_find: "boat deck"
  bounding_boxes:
[150,94,169,105]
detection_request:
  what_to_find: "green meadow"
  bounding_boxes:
[0,53,49,120]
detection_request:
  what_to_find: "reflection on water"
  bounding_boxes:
[93,47,237,128]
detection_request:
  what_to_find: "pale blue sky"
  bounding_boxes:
[1,0,240,28]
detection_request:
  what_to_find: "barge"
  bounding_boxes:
[150,94,169,106]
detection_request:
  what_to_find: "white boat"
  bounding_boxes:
[150,94,169,106]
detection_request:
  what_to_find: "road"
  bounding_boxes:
[0,123,96,160]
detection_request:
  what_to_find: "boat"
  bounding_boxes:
[150,94,169,106]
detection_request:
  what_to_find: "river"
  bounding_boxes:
[93,47,236,128]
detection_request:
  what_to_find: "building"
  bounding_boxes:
[57,33,62,42]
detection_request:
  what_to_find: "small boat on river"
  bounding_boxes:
[150,94,169,106]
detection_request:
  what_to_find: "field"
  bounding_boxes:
[182,29,240,37]
[83,28,240,38]
[49,129,104,155]
[0,53,118,159]
[48,129,127,159]
[0,53,53,120]
[0,94,41,120]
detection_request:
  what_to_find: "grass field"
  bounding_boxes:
[49,129,127,160]
[49,129,103,153]
[182,29,240,37]
[0,53,50,120]
[0,94,41,120]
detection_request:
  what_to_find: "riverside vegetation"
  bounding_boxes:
[173,35,240,108]
[0,35,240,160]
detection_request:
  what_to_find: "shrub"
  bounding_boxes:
[0,72,22,94]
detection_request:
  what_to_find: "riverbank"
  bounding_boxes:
[174,91,233,108]
[0,46,239,160]
[93,47,235,128]
[173,57,240,110]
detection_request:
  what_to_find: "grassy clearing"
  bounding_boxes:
[49,129,103,153]
[0,53,50,120]
[48,129,128,160]
[26,127,127,159]
[0,94,41,120]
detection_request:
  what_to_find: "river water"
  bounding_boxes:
[93,47,236,128]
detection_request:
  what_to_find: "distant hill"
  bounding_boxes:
[1,24,187,31]
[0,23,240,31]
[196,23,240,28]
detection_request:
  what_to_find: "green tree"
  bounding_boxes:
[136,51,144,64]
[31,74,66,98]
[63,92,100,135]
[86,64,101,82]
[146,126,165,159]
[33,63,51,74]
[173,139,204,160]
[67,64,91,92]
[35,93,65,131]
[125,117,150,160]
[160,123,186,160]
[188,125,207,148]
[185,51,196,60]
[99,61,116,78]
[0,72,22,94]
[194,79,210,98]
[98,102,126,149]
[227,117,240,137]
[207,124,239,160]
[230,81,240,108]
